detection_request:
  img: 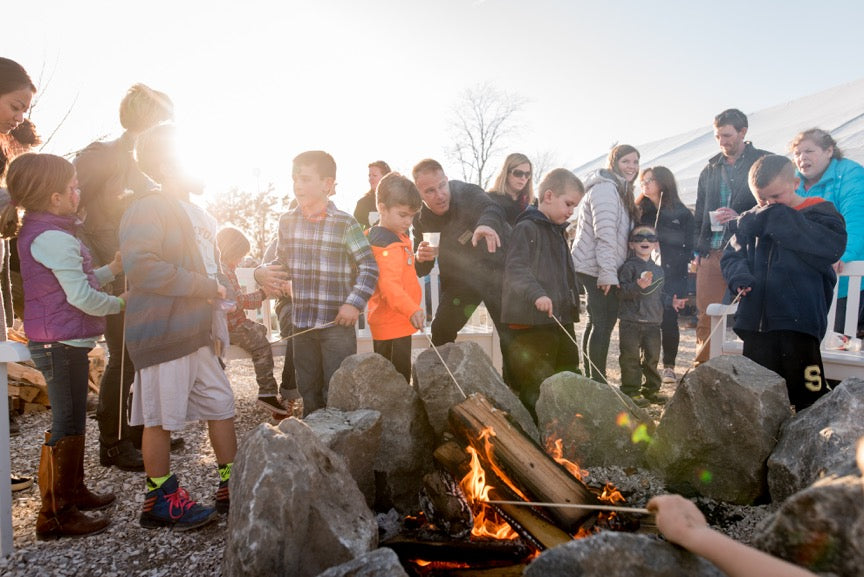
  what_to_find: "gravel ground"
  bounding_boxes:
[0,318,767,575]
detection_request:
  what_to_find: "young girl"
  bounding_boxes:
[571,144,641,384]
[488,153,535,225]
[502,169,584,420]
[4,153,125,539]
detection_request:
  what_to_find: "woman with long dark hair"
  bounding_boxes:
[571,144,640,383]
[637,166,694,383]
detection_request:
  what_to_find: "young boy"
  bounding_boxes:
[255,151,378,416]
[120,124,237,530]
[501,169,584,420]
[618,225,667,408]
[366,172,425,382]
[721,155,846,410]
[216,227,288,416]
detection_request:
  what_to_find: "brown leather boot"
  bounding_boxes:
[36,437,110,540]
[68,435,115,511]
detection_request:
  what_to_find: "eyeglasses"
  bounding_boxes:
[511,169,531,179]
[630,234,658,242]
[640,178,655,185]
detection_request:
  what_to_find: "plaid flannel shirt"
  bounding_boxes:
[272,202,378,329]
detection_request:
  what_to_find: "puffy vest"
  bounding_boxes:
[18,212,106,342]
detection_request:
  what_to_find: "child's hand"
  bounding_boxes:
[109,251,123,276]
[216,284,228,300]
[410,309,426,330]
[672,294,687,311]
[254,264,288,294]
[736,286,752,297]
[647,495,708,548]
[637,271,653,289]
[534,296,553,318]
[334,304,360,327]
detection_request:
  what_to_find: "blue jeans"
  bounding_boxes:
[293,325,356,416]
[577,273,619,384]
[28,342,91,445]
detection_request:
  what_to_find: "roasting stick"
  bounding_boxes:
[272,321,337,343]
[422,331,468,400]
[484,499,651,515]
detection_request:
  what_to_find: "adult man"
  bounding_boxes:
[693,108,770,363]
[75,84,174,470]
[411,159,510,360]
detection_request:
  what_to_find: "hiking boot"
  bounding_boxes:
[99,439,144,472]
[257,395,288,416]
[628,394,651,408]
[662,368,676,383]
[140,474,217,531]
[215,479,229,514]
[11,474,32,492]
[643,391,670,405]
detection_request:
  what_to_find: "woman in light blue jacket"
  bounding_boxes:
[791,128,864,335]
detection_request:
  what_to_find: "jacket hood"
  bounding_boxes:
[583,168,622,191]
[516,205,567,230]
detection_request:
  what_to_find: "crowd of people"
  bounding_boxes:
[2,56,863,575]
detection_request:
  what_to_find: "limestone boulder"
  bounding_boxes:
[315,548,409,577]
[646,356,791,504]
[752,474,864,577]
[536,371,655,468]
[303,408,382,508]
[412,341,539,442]
[768,378,864,502]
[524,532,725,577]
[223,420,377,577]
[328,353,436,513]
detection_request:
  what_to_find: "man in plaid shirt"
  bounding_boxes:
[216,227,287,416]
[255,151,378,416]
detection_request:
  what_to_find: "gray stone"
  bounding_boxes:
[646,356,792,504]
[327,353,436,513]
[223,420,377,577]
[524,532,725,577]
[536,371,655,468]
[412,341,539,442]
[302,408,382,508]
[752,474,864,577]
[314,548,409,577]
[768,378,864,502]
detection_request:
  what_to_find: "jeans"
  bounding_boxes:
[293,325,356,416]
[660,304,680,368]
[229,321,278,397]
[618,321,661,396]
[833,291,864,336]
[29,342,91,445]
[577,273,619,384]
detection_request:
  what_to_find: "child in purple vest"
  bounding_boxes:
[4,153,125,539]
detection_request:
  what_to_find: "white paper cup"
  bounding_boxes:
[422,232,440,256]
[709,210,724,232]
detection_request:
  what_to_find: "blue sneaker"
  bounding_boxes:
[140,474,217,531]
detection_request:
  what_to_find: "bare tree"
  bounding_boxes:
[449,82,526,189]
[207,182,286,261]
[530,150,560,186]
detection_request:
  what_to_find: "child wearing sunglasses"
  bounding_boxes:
[618,225,668,407]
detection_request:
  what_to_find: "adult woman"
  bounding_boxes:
[571,144,641,383]
[791,129,864,336]
[353,160,391,229]
[488,153,534,225]
[0,57,37,492]
[637,166,694,383]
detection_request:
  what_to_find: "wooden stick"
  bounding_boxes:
[484,500,651,515]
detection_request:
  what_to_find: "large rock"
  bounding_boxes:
[328,353,436,513]
[412,341,539,442]
[751,474,864,577]
[536,372,655,468]
[768,378,864,502]
[303,408,382,508]
[315,548,409,577]
[524,532,725,577]
[646,356,791,504]
[223,420,377,577]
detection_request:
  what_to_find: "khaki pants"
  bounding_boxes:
[695,252,726,364]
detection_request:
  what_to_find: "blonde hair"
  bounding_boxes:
[1,153,75,237]
[134,123,178,183]
[490,153,534,205]
[537,168,583,198]
[119,84,174,133]
[216,226,251,263]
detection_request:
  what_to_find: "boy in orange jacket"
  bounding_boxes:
[366,172,425,381]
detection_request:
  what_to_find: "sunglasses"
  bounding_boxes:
[511,169,531,179]
[630,234,658,242]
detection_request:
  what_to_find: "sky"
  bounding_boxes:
[6,0,864,212]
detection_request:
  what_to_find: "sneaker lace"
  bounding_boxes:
[166,487,196,520]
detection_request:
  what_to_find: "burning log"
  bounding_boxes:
[419,470,474,539]
[449,394,599,532]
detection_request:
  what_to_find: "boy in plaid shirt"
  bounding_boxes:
[255,151,378,416]
[216,227,287,416]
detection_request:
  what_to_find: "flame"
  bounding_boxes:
[599,482,624,504]
[459,446,519,540]
[544,436,589,482]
